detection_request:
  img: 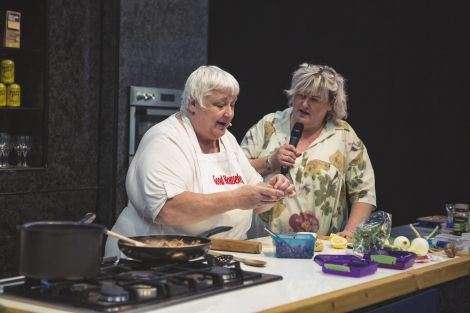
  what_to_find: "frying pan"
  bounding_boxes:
[117,226,232,263]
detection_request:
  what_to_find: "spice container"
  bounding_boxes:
[453,203,469,235]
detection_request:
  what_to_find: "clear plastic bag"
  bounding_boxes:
[353,211,392,257]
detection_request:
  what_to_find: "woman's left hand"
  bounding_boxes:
[268,174,296,198]
[336,229,354,241]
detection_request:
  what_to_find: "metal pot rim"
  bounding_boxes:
[21,221,105,231]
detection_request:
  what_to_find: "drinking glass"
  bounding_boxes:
[19,136,32,167]
[0,133,11,168]
[14,136,24,166]
[445,203,455,227]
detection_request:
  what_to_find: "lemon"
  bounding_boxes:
[330,235,348,249]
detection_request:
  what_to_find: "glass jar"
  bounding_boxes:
[0,83,6,106]
[7,83,20,107]
[453,203,469,235]
[1,59,15,84]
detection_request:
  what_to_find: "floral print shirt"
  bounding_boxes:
[241,107,376,236]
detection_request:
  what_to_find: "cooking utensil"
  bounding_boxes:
[19,213,105,280]
[78,212,97,224]
[209,251,266,267]
[264,227,295,253]
[79,213,147,247]
[409,223,422,238]
[424,225,440,240]
[79,212,150,247]
[209,238,263,254]
[117,226,233,263]
[106,230,148,247]
[199,226,233,238]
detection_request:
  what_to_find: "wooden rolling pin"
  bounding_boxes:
[209,238,262,254]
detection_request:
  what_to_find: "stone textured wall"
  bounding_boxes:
[0,0,208,278]
[114,0,208,216]
[0,0,101,277]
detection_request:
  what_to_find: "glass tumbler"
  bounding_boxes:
[0,132,11,168]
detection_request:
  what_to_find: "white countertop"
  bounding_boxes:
[0,237,456,313]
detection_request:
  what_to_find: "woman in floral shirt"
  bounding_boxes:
[241,63,376,240]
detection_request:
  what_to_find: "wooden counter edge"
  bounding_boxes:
[259,255,470,313]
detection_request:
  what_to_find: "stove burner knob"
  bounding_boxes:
[70,283,92,292]
[99,283,129,303]
[132,284,157,299]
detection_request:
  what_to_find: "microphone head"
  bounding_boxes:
[291,122,304,137]
[288,122,304,146]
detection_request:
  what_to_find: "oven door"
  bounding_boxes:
[129,106,178,162]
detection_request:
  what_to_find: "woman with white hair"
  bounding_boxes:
[242,63,376,240]
[105,65,295,257]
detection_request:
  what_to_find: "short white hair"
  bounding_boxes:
[285,63,348,120]
[180,65,240,113]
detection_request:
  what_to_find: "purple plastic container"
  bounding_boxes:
[314,254,378,277]
[364,249,417,270]
[313,254,362,266]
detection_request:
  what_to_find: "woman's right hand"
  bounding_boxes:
[234,183,285,211]
[271,144,300,170]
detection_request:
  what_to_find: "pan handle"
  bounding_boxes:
[78,213,97,224]
[197,226,233,238]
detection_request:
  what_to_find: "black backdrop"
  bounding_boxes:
[208,0,470,226]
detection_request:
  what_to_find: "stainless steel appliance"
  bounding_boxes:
[0,256,282,312]
[129,86,182,163]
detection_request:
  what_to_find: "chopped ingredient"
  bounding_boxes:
[142,239,201,247]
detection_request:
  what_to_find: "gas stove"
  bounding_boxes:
[0,256,282,312]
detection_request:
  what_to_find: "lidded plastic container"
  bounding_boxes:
[272,233,315,259]
[364,249,417,270]
[313,254,378,277]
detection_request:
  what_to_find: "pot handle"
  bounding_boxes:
[78,213,97,224]
[197,226,233,238]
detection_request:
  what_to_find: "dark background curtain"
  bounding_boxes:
[208,0,470,226]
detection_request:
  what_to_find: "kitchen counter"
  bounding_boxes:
[1,237,470,313]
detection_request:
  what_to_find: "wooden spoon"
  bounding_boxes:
[105,230,148,247]
[209,251,266,267]
[79,213,148,247]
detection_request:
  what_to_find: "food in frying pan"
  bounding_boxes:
[141,238,202,247]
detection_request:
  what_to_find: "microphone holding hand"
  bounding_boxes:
[280,122,304,175]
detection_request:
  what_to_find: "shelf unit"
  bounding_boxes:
[0,0,47,171]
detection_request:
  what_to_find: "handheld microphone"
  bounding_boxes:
[280,122,304,175]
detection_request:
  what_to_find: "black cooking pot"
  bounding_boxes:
[19,214,105,280]
[117,226,232,263]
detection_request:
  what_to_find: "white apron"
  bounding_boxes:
[105,115,251,257]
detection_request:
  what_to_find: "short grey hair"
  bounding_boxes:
[285,63,348,120]
[180,65,240,114]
